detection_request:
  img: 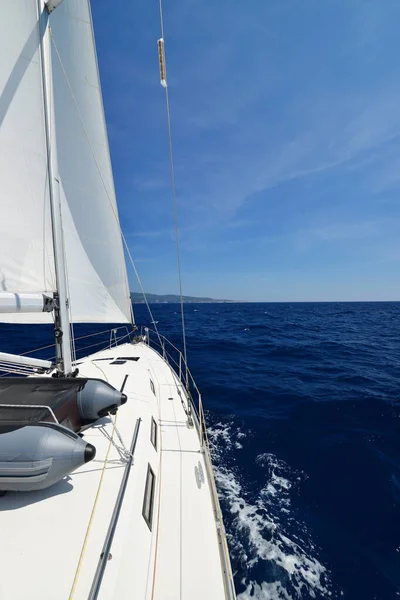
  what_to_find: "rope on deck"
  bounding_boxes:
[68,417,116,599]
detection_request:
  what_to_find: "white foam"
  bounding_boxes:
[237,580,292,600]
[207,420,247,457]
[207,421,332,599]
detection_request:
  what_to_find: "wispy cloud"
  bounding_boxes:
[132,176,168,192]
[299,219,387,242]
[132,257,158,264]
[132,228,170,238]
[93,0,400,300]
[172,86,400,220]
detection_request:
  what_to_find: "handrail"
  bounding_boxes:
[137,325,206,440]
[139,326,201,421]
[137,326,236,599]
[140,327,199,387]
[88,417,141,600]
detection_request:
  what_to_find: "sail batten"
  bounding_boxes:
[0,0,131,325]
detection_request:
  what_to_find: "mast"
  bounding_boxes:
[38,0,72,375]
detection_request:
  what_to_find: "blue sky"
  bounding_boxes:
[92,1,400,301]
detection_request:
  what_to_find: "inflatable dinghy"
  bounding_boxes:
[0,377,127,492]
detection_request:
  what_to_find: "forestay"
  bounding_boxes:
[0,1,131,324]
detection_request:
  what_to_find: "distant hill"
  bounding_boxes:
[130,292,231,304]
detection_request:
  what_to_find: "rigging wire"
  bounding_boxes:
[72,331,132,357]
[0,329,133,378]
[49,29,163,350]
[14,326,132,370]
[157,1,189,387]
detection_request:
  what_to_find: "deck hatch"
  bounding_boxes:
[150,417,157,451]
[93,358,114,362]
[142,464,156,530]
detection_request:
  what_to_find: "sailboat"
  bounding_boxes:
[0,1,235,598]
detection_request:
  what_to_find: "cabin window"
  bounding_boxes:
[150,417,157,450]
[150,379,156,395]
[142,464,156,530]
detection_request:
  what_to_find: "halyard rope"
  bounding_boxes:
[68,415,116,599]
[107,412,134,461]
[157,0,189,388]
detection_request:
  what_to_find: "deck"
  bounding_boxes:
[0,340,234,599]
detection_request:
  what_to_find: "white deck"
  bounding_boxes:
[0,341,234,599]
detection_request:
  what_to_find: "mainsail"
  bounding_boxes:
[0,0,131,324]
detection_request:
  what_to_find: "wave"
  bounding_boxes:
[207,420,333,599]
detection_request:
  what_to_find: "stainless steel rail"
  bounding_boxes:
[137,327,236,600]
[88,417,141,600]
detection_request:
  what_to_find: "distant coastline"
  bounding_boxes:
[130,292,232,304]
[130,294,400,304]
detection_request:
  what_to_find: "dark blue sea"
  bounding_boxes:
[1,302,400,599]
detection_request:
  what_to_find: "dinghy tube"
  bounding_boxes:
[0,422,95,492]
[0,376,128,433]
[0,377,127,492]
[77,379,127,424]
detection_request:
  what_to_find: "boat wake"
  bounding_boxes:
[207,420,333,599]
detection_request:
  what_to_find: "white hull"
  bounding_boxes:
[0,339,235,599]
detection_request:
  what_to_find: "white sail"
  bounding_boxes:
[0,2,56,296]
[0,0,132,324]
[50,0,131,323]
